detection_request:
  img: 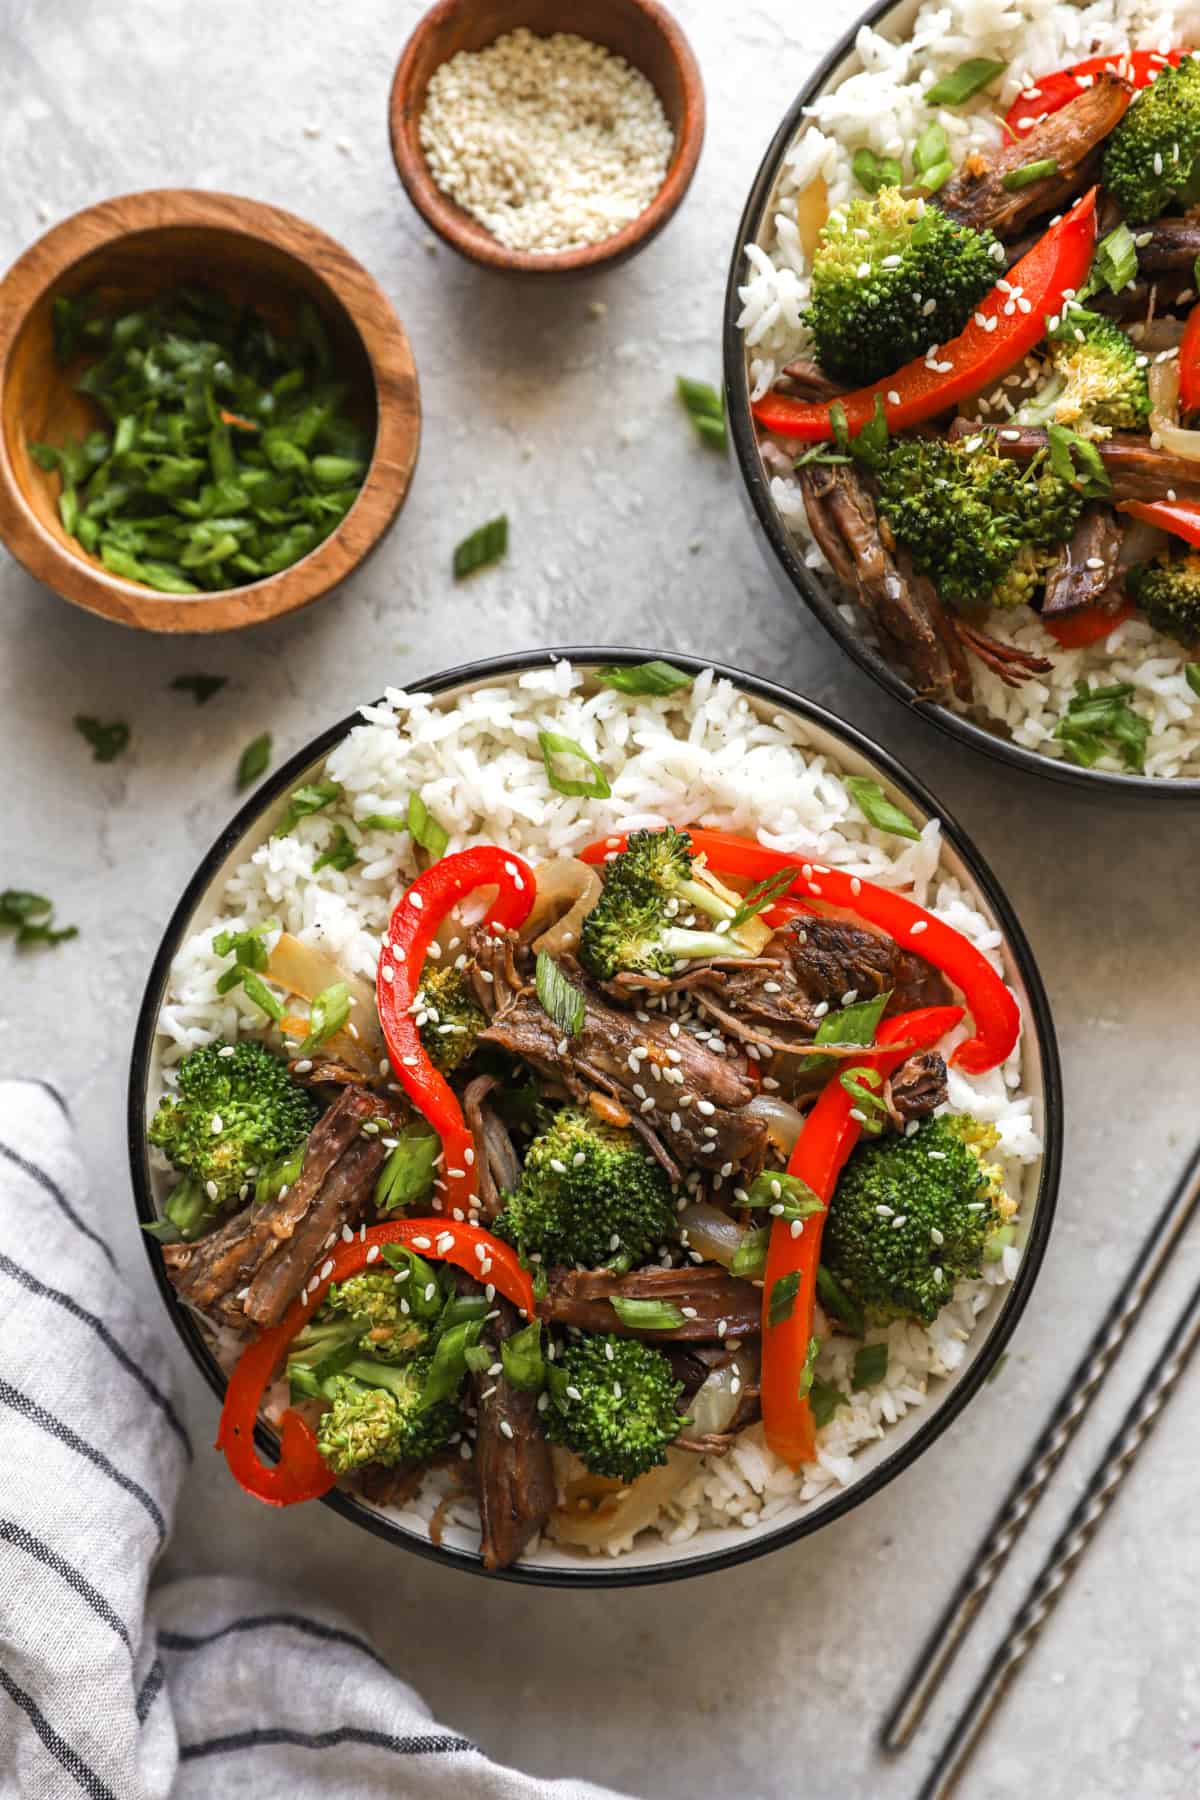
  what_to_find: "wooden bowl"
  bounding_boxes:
[388,0,705,274]
[0,190,421,634]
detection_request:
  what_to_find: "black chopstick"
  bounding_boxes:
[917,1259,1200,1798]
[882,1140,1200,1752]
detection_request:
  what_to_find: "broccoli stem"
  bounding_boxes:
[660,925,751,961]
[674,875,737,925]
[164,1176,208,1240]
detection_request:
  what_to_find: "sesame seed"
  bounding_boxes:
[696,1099,716,1116]
[210,1114,223,1134]
[911,920,928,936]
[892,1215,907,1230]
[566,1385,582,1401]
[205,1180,219,1202]
[380,964,394,983]
[612,1382,622,1400]
[413,1235,432,1249]
[320,1260,334,1279]
[408,891,424,909]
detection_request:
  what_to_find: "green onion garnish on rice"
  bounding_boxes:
[594,661,693,696]
[924,57,1007,107]
[537,729,611,799]
[844,775,921,840]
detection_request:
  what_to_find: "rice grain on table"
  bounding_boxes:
[153,662,1042,1560]
[419,28,673,254]
[737,0,1200,779]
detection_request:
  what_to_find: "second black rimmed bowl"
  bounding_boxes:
[722,0,1200,799]
[129,646,1061,1586]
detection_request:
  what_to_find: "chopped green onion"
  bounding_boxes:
[420,1317,485,1406]
[453,515,508,579]
[213,917,277,969]
[240,971,286,1023]
[797,1336,821,1400]
[535,950,585,1038]
[501,1320,546,1391]
[1055,678,1148,772]
[312,825,358,874]
[278,779,341,836]
[925,57,1007,107]
[742,1170,827,1223]
[852,147,903,193]
[360,812,408,832]
[237,733,272,790]
[731,1226,770,1280]
[916,159,955,194]
[844,776,920,840]
[839,1065,890,1135]
[801,990,892,1074]
[852,1341,889,1389]
[1186,664,1200,698]
[677,376,727,451]
[768,1270,801,1327]
[809,1374,847,1428]
[1001,157,1059,192]
[1047,424,1111,500]
[407,792,448,859]
[73,715,129,763]
[463,1344,492,1374]
[169,674,227,705]
[1089,223,1139,297]
[297,980,351,1056]
[537,729,611,799]
[375,1127,439,1213]
[609,1297,686,1331]
[816,1265,865,1336]
[0,888,77,948]
[381,1243,443,1317]
[913,120,949,173]
[594,661,693,696]
[729,865,802,930]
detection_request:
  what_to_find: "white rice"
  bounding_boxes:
[737,0,1200,778]
[153,663,1042,1557]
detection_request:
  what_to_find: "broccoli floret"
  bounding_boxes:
[579,826,751,980]
[1102,55,1200,223]
[494,1109,677,1269]
[546,1335,682,1482]
[327,1270,433,1362]
[149,1039,316,1236]
[1016,308,1150,438]
[315,1358,458,1475]
[1128,552,1200,646]
[416,963,486,1074]
[806,188,1000,386]
[822,1114,1006,1326]
[873,436,1083,610]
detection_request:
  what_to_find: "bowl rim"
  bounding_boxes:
[721,0,1200,800]
[0,187,421,634]
[127,644,1063,1586]
[387,0,706,276]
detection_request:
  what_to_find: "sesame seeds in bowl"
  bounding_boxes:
[389,0,705,275]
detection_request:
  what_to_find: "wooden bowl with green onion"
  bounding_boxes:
[0,190,421,633]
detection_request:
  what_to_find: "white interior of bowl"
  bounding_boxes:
[140,661,1048,1578]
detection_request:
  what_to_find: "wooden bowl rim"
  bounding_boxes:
[0,188,421,634]
[388,0,705,275]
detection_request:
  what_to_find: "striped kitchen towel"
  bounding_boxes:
[0,1079,628,1800]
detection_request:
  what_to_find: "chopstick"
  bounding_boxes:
[917,1260,1200,1799]
[883,1140,1200,1752]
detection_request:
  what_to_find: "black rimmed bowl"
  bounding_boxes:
[723,0,1200,799]
[129,646,1062,1585]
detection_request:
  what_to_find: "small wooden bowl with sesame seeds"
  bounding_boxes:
[388,0,705,274]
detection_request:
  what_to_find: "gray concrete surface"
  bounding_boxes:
[2,2,1199,1795]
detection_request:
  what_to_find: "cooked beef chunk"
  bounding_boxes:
[462,1073,519,1221]
[1042,504,1124,617]
[357,1462,430,1510]
[162,1084,400,1328]
[477,940,768,1183]
[540,1265,762,1341]
[466,927,528,1017]
[1128,210,1200,273]
[659,917,952,1053]
[798,462,973,702]
[777,358,848,401]
[938,74,1131,238]
[471,1300,555,1570]
[887,1051,949,1122]
[288,1055,372,1088]
[953,419,1200,503]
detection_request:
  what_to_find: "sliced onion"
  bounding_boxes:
[522,858,602,958]
[1148,357,1200,461]
[795,173,828,267]
[266,932,384,1075]
[677,1199,751,1271]
[745,1093,806,1157]
[688,1348,758,1439]
[549,1449,696,1550]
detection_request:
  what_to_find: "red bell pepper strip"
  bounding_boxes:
[376,847,535,1217]
[217,1217,535,1507]
[760,1005,965,1469]
[1118,498,1200,548]
[580,829,1018,1075]
[1178,303,1200,413]
[1043,599,1135,648]
[750,190,1097,443]
[1005,49,1185,140]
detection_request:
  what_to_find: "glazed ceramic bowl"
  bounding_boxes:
[129,647,1061,1585]
[723,0,1200,797]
